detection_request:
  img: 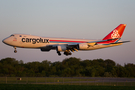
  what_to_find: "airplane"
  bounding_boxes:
[2,24,130,56]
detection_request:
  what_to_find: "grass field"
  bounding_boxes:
[0,77,135,86]
[0,77,95,84]
[0,84,135,90]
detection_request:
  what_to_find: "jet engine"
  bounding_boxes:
[40,47,51,51]
[57,45,67,52]
[40,46,53,51]
[56,45,67,56]
[78,43,96,50]
[78,43,88,50]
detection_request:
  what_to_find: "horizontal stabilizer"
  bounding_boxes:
[110,41,131,44]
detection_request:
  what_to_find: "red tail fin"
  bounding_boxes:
[102,24,126,43]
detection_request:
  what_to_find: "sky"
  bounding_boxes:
[0,0,135,65]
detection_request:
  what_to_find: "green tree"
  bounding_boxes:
[0,57,135,77]
[104,59,116,72]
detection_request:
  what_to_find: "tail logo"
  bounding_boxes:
[111,30,120,38]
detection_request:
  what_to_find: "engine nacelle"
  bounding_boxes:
[40,46,51,51]
[78,43,88,50]
[57,45,67,52]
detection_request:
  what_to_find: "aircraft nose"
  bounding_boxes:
[2,38,9,44]
[2,38,7,44]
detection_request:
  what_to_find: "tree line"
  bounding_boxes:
[0,57,135,77]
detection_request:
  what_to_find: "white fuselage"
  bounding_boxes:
[3,34,122,51]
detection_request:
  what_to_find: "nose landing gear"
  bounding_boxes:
[14,47,17,53]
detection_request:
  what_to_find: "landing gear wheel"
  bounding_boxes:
[57,51,61,56]
[13,47,17,53]
[14,50,17,53]
[64,52,72,56]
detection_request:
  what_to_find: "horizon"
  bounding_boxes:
[0,57,133,66]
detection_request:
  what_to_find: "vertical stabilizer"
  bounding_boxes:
[102,24,126,43]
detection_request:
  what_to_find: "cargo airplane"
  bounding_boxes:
[2,24,130,56]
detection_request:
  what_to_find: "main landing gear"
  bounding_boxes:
[56,51,72,56]
[64,51,72,56]
[57,51,61,56]
[14,47,17,53]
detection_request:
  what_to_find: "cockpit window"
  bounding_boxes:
[11,34,14,36]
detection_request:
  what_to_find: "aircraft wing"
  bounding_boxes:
[55,38,120,53]
[40,38,129,56]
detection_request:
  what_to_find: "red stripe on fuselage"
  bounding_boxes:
[49,39,87,43]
